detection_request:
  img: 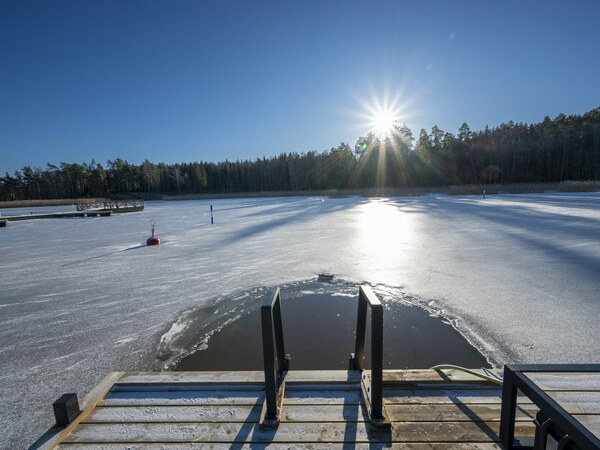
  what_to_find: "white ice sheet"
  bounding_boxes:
[1,192,600,447]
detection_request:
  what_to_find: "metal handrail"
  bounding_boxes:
[500,364,600,449]
[260,284,389,429]
[260,287,290,428]
[349,285,390,427]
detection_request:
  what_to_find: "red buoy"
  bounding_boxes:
[146,236,160,246]
[147,219,160,246]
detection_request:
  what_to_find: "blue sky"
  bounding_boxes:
[1,1,599,174]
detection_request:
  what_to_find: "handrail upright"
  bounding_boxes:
[349,285,390,428]
[260,287,290,428]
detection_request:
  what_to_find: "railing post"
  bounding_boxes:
[260,287,289,429]
[500,365,518,449]
[351,289,368,370]
[370,299,384,419]
[261,298,277,420]
[273,296,286,372]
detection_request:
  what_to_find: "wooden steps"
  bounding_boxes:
[33,369,540,449]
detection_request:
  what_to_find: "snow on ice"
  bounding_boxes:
[1,192,600,447]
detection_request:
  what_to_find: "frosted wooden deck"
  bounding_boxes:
[37,369,540,449]
[521,370,600,441]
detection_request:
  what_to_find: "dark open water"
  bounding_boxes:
[174,280,488,371]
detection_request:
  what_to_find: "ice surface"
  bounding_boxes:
[1,192,600,447]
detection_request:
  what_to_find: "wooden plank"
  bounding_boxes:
[548,391,600,414]
[88,403,535,425]
[572,415,600,438]
[90,403,531,424]
[523,372,600,391]
[111,382,496,394]
[102,389,265,406]
[389,384,500,391]
[101,390,365,407]
[101,387,531,408]
[385,389,532,405]
[56,443,514,449]
[116,369,499,386]
[86,405,263,423]
[61,421,372,444]
[386,404,536,422]
[383,369,502,385]
[86,404,367,423]
[117,370,361,385]
[111,382,366,393]
[117,371,266,385]
[387,421,535,443]
[62,421,535,444]
[111,384,265,392]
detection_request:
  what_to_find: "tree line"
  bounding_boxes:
[2,106,599,201]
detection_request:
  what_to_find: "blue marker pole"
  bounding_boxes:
[210,204,214,224]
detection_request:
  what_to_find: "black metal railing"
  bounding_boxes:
[260,284,389,428]
[349,285,390,427]
[260,287,290,428]
[500,364,600,449]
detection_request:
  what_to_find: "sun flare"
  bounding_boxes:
[354,92,405,139]
[346,82,420,144]
[371,109,396,138]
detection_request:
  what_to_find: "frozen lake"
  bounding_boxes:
[1,192,600,448]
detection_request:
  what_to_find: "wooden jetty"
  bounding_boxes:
[2,200,143,222]
[34,366,600,449]
[35,368,538,449]
[76,199,144,213]
[32,286,600,449]
[3,210,112,221]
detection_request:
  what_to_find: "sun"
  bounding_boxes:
[371,109,396,138]
[346,82,418,142]
[358,94,403,139]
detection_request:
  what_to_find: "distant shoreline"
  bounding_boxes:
[1,180,599,208]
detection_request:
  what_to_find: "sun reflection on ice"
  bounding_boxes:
[355,199,414,276]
